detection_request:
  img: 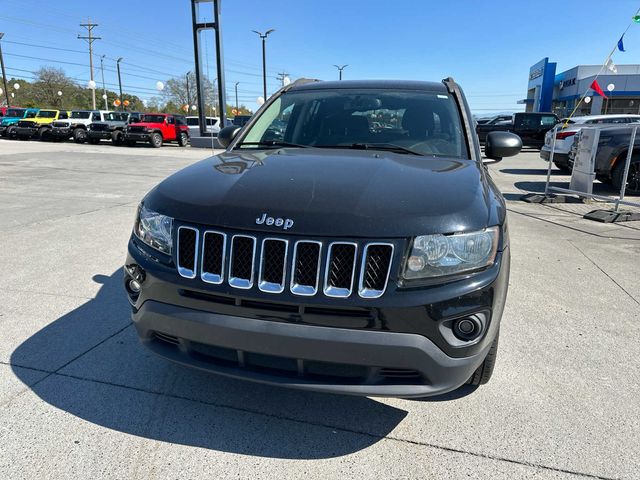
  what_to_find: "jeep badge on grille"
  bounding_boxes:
[255,213,294,230]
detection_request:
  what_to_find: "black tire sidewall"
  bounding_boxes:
[612,155,640,195]
[73,128,87,143]
[150,132,162,148]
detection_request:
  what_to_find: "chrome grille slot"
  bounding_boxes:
[175,226,395,298]
[359,243,394,298]
[258,239,288,293]
[228,235,256,289]
[177,227,198,279]
[324,242,357,298]
[290,241,322,296]
[201,231,226,284]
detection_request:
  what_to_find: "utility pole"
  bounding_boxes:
[0,33,10,107]
[276,72,289,87]
[253,29,275,101]
[100,55,107,110]
[186,71,191,111]
[334,64,348,80]
[235,82,239,114]
[78,19,101,110]
[116,57,124,111]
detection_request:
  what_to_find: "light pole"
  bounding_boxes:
[116,57,124,111]
[57,90,63,109]
[235,81,239,114]
[185,71,191,111]
[334,64,348,81]
[0,33,10,107]
[100,55,108,110]
[13,82,19,104]
[252,29,275,101]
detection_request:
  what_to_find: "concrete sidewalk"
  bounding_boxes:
[0,139,638,479]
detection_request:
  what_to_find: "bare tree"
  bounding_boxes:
[161,72,217,113]
[31,67,75,108]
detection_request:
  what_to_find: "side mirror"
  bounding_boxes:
[484,131,522,162]
[218,126,241,148]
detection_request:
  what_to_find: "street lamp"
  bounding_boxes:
[252,29,275,101]
[0,33,10,107]
[13,82,19,103]
[57,90,63,109]
[333,64,348,80]
[116,57,124,111]
[185,71,191,111]
[100,55,108,110]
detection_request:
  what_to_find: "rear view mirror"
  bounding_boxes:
[218,126,242,148]
[484,131,522,162]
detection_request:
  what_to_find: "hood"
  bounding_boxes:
[129,122,164,128]
[1,117,21,125]
[144,148,498,237]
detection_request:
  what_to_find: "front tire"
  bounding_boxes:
[38,127,49,141]
[112,130,124,146]
[7,126,17,139]
[612,154,640,195]
[177,132,189,147]
[73,128,87,143]
[149,132,163,148]
[466,331,499,386]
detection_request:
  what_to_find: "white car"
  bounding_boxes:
[186,116,220,136]
[540,114,640,171]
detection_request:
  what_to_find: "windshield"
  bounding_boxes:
[237,88,468,158]
[37,110,57,119]
[140,115,165,123]
[105,112,127,121]
[7,108,25,117]
[71,111,91,119]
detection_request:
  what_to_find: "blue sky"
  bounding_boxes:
[1,0,639,112]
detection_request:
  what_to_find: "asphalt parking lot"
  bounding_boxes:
[1,139,639,479]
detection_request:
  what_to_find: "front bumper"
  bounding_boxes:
[88,130,113,140]
[14,126,38,137]
[50,128,72,139]
[125,132,150,142]
[125,237,509,398]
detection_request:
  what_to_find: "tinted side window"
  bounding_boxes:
[92,112,101,121]
[58,111,68,120]
[167,116,175,125]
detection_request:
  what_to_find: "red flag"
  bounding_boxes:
[590,80,608,99]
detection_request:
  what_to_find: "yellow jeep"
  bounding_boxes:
[13,109,70,140]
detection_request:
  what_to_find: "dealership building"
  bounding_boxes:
[523,57,640,117]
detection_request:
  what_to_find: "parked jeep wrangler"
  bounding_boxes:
[125,79,522,398]
[87,111,142,145]
[124,113,189,148]
[0,108,38,137]
[49,110,110,143]
[14,109,69,140]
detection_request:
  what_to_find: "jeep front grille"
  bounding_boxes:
[176,227,395,299]
[90,123,109,131]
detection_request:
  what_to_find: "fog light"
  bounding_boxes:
[453,317,481,341]
[128,279,141,293]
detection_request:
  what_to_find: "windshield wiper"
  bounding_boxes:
[317,143,424,156]
[236,141,310,149]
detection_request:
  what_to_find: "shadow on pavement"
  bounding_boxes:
[500,168,565,176]
[11,271,408,459]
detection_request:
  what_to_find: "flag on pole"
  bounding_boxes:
[606,58,618,73]
[618,34,626,52]
[590,79,608,98]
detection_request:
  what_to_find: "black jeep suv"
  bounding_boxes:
[125,79,521,398]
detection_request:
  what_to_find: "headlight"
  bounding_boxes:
[403,227,499,280]
[133,204,173,254]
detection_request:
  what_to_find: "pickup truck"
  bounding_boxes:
[124,113,189,148]
[124,78,522,398]
[0,108,38,137]
[14,109,69,140]
[49,110,110,143]
[476,112,559,148]
[88,111,142,145]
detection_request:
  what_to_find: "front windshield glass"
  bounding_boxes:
[140,115,165,123]
[71,111,91,119]
[7,108,25,117]
[37,110,57,119]
[105,112,127,121]
[238,88,468,158]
